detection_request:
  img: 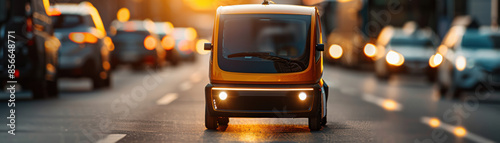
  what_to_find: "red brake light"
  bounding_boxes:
[26,18,33,32]
[69,32,98,44]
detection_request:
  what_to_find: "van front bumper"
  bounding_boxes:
[205,83,323,118]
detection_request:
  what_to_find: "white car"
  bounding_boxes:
[374,23,440,80]
[437,26,500,98]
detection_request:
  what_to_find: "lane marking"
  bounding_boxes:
[421,117,494,143]
[180,82,192,91]
[96,134,126,143]
[156,93,179,105]
[362,93,402,111]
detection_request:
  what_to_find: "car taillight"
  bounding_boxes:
[69,32,98,44]
[161,36,175,50]
[26,18,33,33]
[144,36,157,50]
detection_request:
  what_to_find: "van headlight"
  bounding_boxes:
[219,92,228,100]
[298,92,307,101]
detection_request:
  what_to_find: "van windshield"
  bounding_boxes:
[218,14,311,73]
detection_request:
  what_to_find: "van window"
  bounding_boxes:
[218,14,311,73]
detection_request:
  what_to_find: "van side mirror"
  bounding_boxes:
[316,44,324,51]
[204,43,213,50]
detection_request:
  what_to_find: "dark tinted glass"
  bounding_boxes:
[461,33,500,49]
[389,38,434,47]
[52,14,84,28]
[217,14,311,73]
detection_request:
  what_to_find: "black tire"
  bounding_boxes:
[308,109,322,131]
[438,84,447,98]
[102,73,111,88]
[92,71,110,89]
[47,79,58,98]
[218,117,229,126]
[205,106,218,130]
[32,80,49,99]
[321,115,327,126]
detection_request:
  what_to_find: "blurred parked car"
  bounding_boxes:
[373,22,440,80]
[110,20,166,70]
[437,26,500,98]
[0,0,60,98]
[52,2,111,89]
[323,0,370,67]
[155,22,180,66]
[173,27,197,62]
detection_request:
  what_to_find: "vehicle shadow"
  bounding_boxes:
[202,123,340,142]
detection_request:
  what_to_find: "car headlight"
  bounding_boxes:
[455,56,467,71]
[329,44,343,59]
[429,53,443,68]
[298,92,307,101]
[386,50,404,66]
[218,92,228,100]
[363,43,377,57]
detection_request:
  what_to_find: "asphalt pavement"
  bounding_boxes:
[2,55,500,143]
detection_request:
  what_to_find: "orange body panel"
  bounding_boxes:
[209,4,323,85]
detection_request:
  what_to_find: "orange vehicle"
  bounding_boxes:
[204,1,329,131]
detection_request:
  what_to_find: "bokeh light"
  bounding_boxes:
[196,39,210,55]
[329,44,343,59]
[117,8,130,22]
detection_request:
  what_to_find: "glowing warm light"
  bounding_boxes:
[164,22,174,34]
[386,51,404,66]
[103,61,111,71]
[429,118,440,128]
[68,32,97,44]
[69,33,85,43]
[144,36,157,50]
[104,37,114,51]
[377,26,394,46]
[43,0,61,16]
[84,2,106,36]
[455,56,466,71]
[185,27,198,41]
[117,8,130,22]
[44,37,61,51]
[46,64,56,73]
[219,92,228,100]
[212,87,314,91]
[196,39,210,55]
[161,36,175,50]
[329,44,343,59]
[437,45,448,55]
[454,127,467,137]
[183,0,216,11]
[298,92,307,101]
[429,53,443,68]
[382,100,397,111]
[363,43,377,57]
[99,71,107,79]
[337,0,353,2]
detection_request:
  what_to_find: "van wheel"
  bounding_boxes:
[32,80,49,99]
[205,106,218,130]
[47,79,58,98]
[93,71,110,89]
[218,117,229,126]
[308,110,322,131]
[321,115,327,126]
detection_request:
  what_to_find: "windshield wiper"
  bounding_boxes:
[227,52,307,73]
